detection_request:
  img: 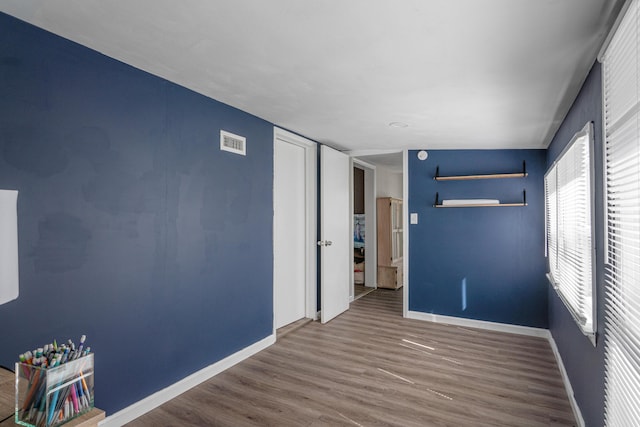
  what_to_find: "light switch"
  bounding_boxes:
[410,213,418,224]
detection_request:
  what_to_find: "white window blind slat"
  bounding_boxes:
[604,343,640,423]
[605,0,638,131]
[603,0,640,424]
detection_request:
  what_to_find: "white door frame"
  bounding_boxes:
[402,149,409,318]
[351,158,377,301]
[273,127,317,335]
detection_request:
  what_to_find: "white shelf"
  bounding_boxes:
[433,190,527,208]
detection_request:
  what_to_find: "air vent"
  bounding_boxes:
[220,130,246,156]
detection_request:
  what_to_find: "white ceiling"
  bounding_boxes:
[0,0,623,156]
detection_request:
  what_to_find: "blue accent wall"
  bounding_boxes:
[546,62,605,427]
[0,13,273,414]
[408,149,547,328]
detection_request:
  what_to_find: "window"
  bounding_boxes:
[544,122,595,341]
[602,0,640,424]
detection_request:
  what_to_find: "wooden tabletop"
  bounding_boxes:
[0,368,13,425]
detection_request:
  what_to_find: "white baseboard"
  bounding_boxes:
[406,310,550,338]
[99,334,276,427]
[547,334,585,427]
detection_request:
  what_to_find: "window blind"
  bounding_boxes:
[545,167,557,268]
[602,0,640,424]
[544,122,595,339]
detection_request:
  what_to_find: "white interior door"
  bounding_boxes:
[320,145,350,323]
[274,139,306,329]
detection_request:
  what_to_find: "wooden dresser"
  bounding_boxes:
[0,368,105,427]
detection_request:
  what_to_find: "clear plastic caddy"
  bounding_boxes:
[15,354,94,427]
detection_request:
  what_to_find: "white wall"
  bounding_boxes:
[376,166,402,199]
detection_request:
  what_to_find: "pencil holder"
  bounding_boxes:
[15,354,94,427]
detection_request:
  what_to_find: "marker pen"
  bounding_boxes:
[77,335,86,354]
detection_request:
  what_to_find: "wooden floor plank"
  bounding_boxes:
[127,289,576,426]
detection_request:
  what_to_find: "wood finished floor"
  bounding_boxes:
[354,284,374,300]
[127,290,576,427]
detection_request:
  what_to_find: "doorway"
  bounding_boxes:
[352,160,376,301]
[350,151,405,315]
